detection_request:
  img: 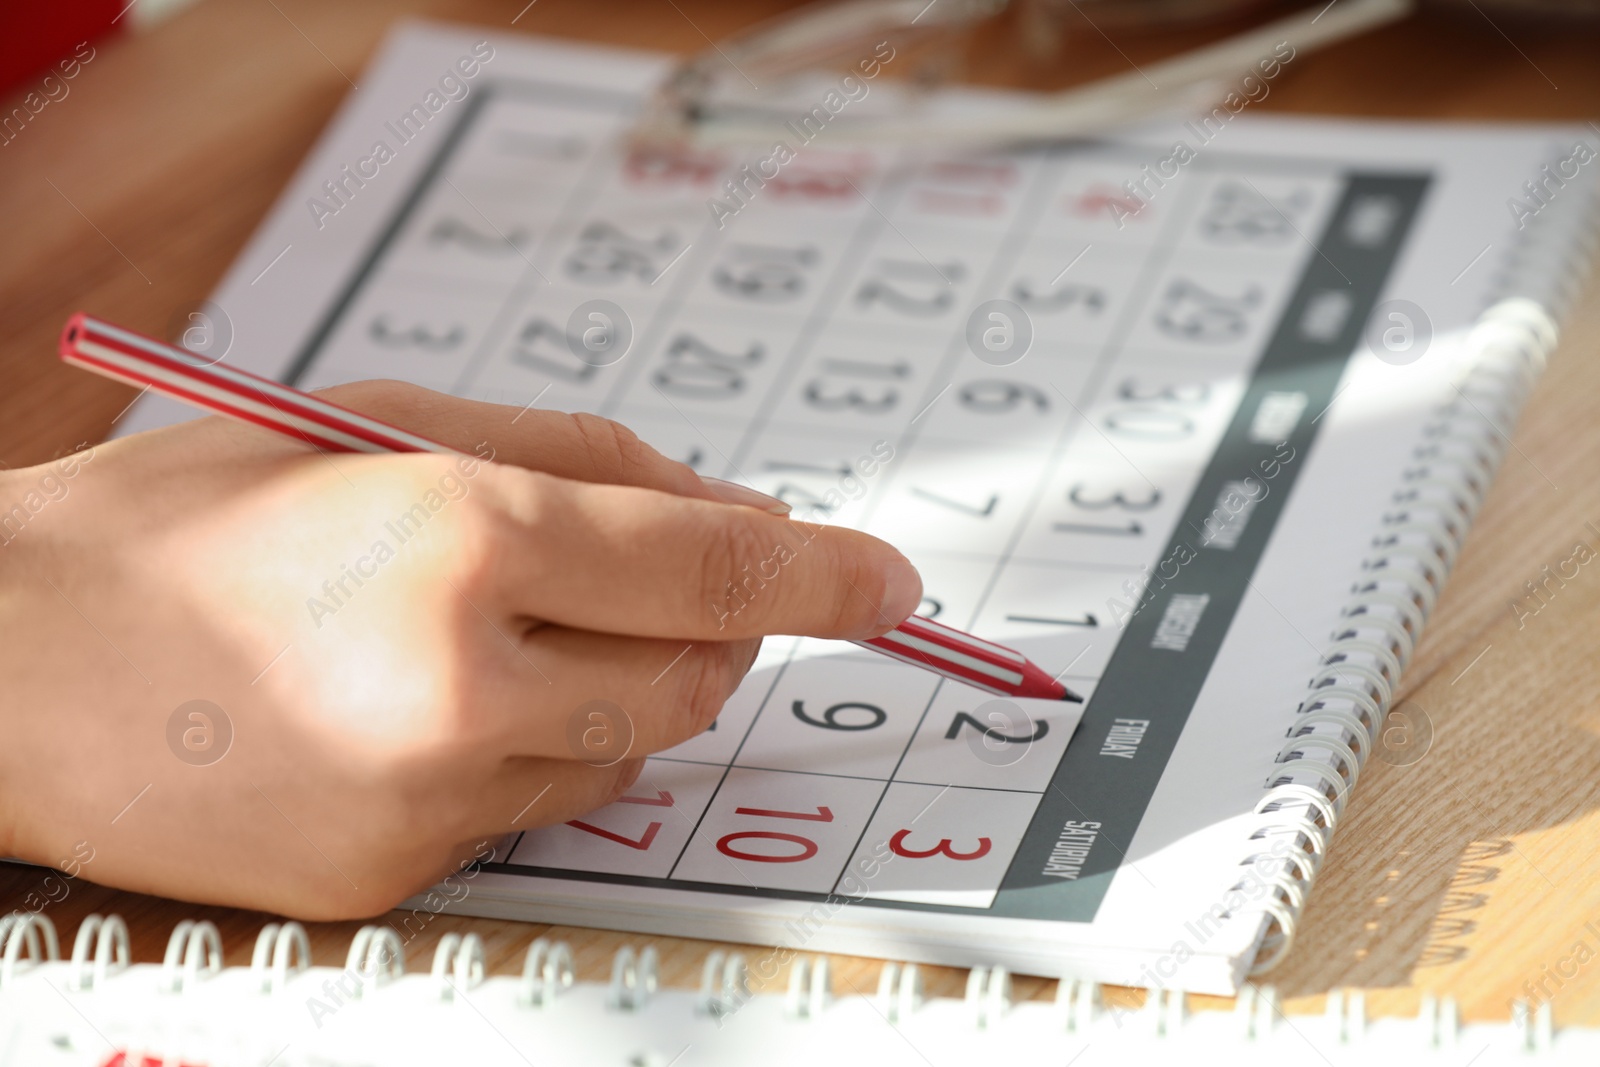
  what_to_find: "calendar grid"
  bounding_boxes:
[662,659,790,881]
[601,173,895,474]
[284,78,636,387]
[271,72,1428,919]
[586,219,736,423]
[648,158,929,884]
[711,173,910,482]
[955,157,1213,656]
[821,152,1078,895]
[650,756,1047,795]
[848,150,1062,543]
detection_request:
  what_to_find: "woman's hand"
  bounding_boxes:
[0,381,920,919]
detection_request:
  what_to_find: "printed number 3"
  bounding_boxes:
[889,829,991,860]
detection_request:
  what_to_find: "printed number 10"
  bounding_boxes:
[717,805,833,864]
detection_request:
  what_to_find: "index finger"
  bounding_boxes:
[479,468,923,641]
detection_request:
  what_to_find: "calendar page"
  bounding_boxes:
[121,23,1591,991]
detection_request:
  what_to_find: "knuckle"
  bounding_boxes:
[682,645,739,728]
[440,489,505,593]
[462,464,558,583]
[566,411,647,478]
[821,538,886,636]
[695,517,771,621]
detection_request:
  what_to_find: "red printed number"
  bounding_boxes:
[716,805,833,862]
[567,819,662,850]
[734,805,833,822]
[717,831,818,863]
[890,829,991,860]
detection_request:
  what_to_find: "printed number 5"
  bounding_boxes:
[889,829,991,860]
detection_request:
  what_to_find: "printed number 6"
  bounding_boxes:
[889,828,991,860]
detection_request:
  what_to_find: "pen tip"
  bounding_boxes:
[1062,687,1084,704]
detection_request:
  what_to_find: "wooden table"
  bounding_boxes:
[4,0,1600,1028]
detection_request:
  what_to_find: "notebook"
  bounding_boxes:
[115,21,1600,994]
[1,912,1596,1066]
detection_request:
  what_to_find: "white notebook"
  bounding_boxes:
[116,21,1600,994]
[0,912,1596,1066]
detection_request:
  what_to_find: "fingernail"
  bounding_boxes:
[878,557,923,624]
[700,475,791,515]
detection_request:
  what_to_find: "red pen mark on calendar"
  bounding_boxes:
[890,829,992,861]
[567,819,663,850]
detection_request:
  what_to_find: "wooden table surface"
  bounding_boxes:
[4,0,1600,1029]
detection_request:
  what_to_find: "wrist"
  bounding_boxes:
[0,463,45,862]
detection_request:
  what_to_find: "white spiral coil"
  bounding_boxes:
[1244,287,1570,977]
[521,937,575,1008]
[69,913,129,992]
[0,912,60,989]
[785,955,831,1019]
[251,921,312,994]
[161,919,222,993]
[696,950,749,1017]
[431,931,487,1001]
[608,944,659,1011]
[964,965,1011,1030]
[345,924,406,996]
[875,960,923,1023]
[15,914,1600,1056]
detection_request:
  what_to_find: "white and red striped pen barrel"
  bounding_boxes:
[855,615,1080,702]
[60,313,457,456]
[61,312,1080,704]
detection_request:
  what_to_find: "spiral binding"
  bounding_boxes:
[0,912,1592,1061]
[1242,162,1600,977]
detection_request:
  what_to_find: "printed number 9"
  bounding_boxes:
[792,700,887,731]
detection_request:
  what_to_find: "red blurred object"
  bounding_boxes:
[0,0,123,94]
